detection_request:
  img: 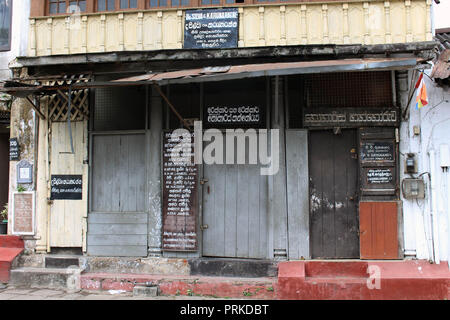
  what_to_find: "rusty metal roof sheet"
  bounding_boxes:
[1,57,423,95]
[113,57,422,85]
[431,30,450,80]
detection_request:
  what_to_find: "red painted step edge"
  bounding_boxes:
[0,235,24,249]
[277,260,450,300]
[0,247,24,283]
[0,236,25,283]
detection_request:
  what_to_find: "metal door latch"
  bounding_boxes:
[200,224,209,230]
[200,179,209,185]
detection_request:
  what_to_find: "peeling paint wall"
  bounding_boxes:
[400,70,450,264]
[7,96,37,249]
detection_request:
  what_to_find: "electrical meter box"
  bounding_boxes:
[402,178,425,199]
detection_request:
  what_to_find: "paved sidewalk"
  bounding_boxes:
[0,285,229,300]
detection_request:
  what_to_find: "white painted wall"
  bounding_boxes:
[0,0,30,80]
[433,0,450,30]
[400,70,450,264]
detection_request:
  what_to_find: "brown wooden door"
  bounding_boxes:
[309,129,359,258]
[359,201,399,259]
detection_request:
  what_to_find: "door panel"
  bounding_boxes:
[50,121,88,248]
[309,129,359,258]
[87,133,148,257]
[360,201,399,259]
[202,133,268,259]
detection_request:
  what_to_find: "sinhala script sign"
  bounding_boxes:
[184,8,238,49]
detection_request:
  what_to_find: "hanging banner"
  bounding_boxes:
[184,8,239,49]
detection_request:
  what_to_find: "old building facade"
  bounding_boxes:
[1,0,447,271]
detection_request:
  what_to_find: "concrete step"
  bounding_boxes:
[188,258,278,278]
[305,261,368,278]
[81,272,277,299]
[45,256,82,269]
[9,267,82,291]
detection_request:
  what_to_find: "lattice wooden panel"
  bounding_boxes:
[39,75,91,122]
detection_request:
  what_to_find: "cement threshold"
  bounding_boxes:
[81,272,277,299]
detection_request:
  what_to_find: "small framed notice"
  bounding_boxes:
[11,191,35,236]
[16,160,33,184]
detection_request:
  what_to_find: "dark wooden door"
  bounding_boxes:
[309,129,359,258]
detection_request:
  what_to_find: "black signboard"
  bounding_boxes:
[205,105,262,127]
[50,175,83,200]
[366,168,394,184]
[9,138,19,161]
[360,141,394,162]
[184,8,238,49]
[303,108,399,128]
[359,128,397,198]
[162,131,198,251]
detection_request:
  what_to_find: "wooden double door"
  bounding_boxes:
[309,129,360,258]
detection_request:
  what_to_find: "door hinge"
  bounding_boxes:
[200,224,209,230]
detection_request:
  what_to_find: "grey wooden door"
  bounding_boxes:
[309,129,359,258]
[202,133,268,259]
[88,133,148,257]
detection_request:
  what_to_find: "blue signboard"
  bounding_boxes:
[184,8,239,49]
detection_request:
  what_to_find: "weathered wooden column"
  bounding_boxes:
[268,76,288,260]
[147,86,163,256]
[7,95,38,253]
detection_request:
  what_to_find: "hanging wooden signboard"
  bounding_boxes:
[184,8,239,49]
[162,131,198,251]
[11,192,35,235]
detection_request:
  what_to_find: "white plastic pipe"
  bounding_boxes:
[429,150,440,264]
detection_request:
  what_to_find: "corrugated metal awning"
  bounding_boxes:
[1,57,425,95]
[113,57,424,86]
